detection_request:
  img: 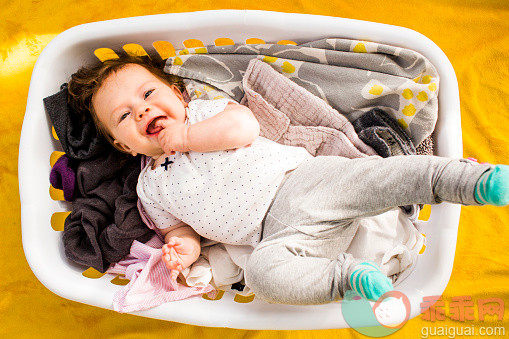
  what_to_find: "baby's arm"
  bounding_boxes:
[158,102,260,154]
[160,222,201,280]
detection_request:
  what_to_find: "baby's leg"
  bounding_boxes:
[274,155,496,222]
[245,216,393,304]
[245,217,359,304]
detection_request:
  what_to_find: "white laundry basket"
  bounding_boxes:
[19,10,463,330]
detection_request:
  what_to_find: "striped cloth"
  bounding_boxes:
[108,235,215,313]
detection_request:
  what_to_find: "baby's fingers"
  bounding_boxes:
[164,255,183,270]
[170,269,179,281]
[157,129,176,155]
[163,237,182,253]
[165,260,182,270]
[162,244,170,254]
[167,237,183,247]
[163,248,184,271]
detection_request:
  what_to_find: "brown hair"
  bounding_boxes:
[67,54,182,150]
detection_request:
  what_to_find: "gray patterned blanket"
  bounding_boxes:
[163,38,439,146]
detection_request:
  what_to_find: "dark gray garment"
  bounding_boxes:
[63,150,154,272]
[43,83,111,160]
[352,108,416,158]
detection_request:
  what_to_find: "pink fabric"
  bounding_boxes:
[468,157,489,165]
[108,235,215,313]
[241,59,377,158]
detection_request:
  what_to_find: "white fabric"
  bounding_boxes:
[346,208,425,284]
[182,242,253,295]
[137,98,312,247]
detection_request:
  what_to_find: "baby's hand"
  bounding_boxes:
[157,120,191,154]
[162,236,198,280]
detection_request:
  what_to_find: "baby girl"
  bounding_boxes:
[68,55,509,305]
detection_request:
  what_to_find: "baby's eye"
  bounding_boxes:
[144,89,154,99]
[119,112,130,122]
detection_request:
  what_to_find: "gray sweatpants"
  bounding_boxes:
[244,155,491,305]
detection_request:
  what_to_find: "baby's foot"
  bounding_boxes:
[348,262,393,301]
[475,165,509,206]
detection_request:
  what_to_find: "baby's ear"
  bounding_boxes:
[113,140,138,156]
[170,84,188,107]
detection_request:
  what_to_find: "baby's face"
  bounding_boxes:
[92,63,188,157]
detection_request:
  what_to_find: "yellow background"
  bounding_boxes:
[1,0,508,338]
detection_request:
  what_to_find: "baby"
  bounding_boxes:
[68,55,509,305]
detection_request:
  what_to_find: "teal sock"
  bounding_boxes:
[348,262,394,301]
[475,165,509,206]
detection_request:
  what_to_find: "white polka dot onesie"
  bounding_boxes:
[137,99,312,247]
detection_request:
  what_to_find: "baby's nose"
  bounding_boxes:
[137,107,150,119]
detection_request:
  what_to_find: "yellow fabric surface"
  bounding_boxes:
[2,0,508,337]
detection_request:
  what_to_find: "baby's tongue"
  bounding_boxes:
[147,117,164,134]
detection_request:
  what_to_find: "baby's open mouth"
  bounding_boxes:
[146,117,166,135]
